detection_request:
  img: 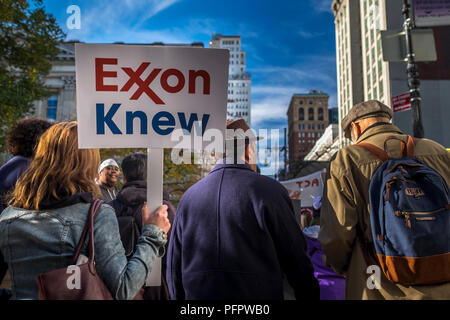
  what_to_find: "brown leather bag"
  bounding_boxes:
[36,199,114,300]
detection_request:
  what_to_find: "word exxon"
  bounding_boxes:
[95,58,211,104]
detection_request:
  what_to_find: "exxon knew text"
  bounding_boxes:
[94,57,212,136]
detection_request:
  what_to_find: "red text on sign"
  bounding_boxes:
[95,58,211,104]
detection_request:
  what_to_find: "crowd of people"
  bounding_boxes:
[0,100,449,300]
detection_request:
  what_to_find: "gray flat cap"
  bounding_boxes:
[342,100,393,138]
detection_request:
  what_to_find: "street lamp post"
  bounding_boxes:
[402,0,424,138]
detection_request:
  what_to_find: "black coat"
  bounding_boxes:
[109,180,175,300]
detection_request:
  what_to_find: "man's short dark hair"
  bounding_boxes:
[121,152,147,182]
[6,118,53,157]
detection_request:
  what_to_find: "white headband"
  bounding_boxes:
[98,158,119,174]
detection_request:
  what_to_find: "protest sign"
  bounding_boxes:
[280,169,326,208]
[75,43,228,149]
[75,44,229,285]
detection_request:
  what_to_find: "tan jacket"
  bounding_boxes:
[318,123,450,300]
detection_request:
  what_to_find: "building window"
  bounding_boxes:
[46,95,58,121]
[298,108,304,121]
[299,100,303,105]
[318,108,324,121]
[308,108,314,120]
[309,100,313,105]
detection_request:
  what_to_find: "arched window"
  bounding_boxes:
[298,108,304,121]
[318,108,324,121]
[308,108,314,120]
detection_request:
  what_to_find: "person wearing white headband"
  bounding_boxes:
[97,158,120,202]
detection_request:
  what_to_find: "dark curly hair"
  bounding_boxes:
[6,118,53,158]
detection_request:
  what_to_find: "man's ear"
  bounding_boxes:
[245,142,258,172]
[244,143,251,163]
[350,121,362,140]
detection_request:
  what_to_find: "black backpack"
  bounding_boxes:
[109,199,144,258]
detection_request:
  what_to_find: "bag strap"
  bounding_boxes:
[383,135,416,158]
[72,199,104,273]
[356,135,418,162]
[355,143,389,162]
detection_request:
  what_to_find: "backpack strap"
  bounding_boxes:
[355,143,389,162]
[356,135,418,162]
[383,135,416,158]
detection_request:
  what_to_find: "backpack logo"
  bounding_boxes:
[405,187,425,198]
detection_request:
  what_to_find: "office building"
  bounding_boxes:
[209,34,252,125]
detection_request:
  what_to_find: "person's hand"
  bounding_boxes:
[141,203,170,234]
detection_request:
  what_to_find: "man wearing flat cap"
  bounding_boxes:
[167,119,319,300]
[318,100,450,300]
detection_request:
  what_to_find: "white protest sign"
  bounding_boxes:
[280,169,326,207]
[75,44,229,286]
[75,43,228,148]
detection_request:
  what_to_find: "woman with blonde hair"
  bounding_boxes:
[0,121,170,300]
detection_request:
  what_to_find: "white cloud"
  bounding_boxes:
[249,59,338,130]
[66,0,184,43]
[312,0,333,13]
[297,29,326,38]
[251,65,335,85]
[251,85,307,129]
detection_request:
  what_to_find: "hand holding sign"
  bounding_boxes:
[142,203,170,234]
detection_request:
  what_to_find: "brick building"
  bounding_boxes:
[287,90,329,162]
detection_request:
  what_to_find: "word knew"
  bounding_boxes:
[95,58,211,104]
[96,103,210,136]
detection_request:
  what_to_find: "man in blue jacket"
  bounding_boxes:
[167,119,319,300]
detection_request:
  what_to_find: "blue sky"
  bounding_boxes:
[42,0,337,174]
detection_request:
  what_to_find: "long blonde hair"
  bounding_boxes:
[9,121,101,210]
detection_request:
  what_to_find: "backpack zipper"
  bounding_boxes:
[394,207,446,228]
